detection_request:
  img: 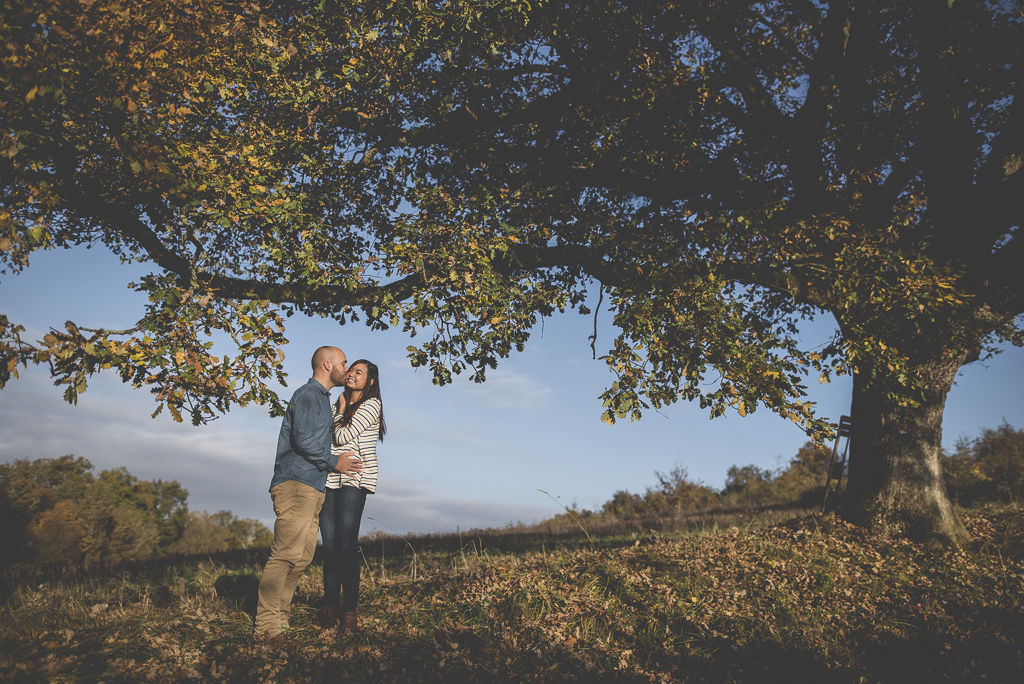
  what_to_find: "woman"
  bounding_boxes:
[318,359,386,633]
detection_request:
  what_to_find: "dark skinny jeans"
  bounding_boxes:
[320,485,367,613]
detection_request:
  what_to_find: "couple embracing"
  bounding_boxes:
[254,346,386,642]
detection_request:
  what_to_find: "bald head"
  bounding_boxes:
[312,346,339,371]
[311,346,348,389]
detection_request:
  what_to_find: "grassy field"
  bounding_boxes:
[1,506,1022,683]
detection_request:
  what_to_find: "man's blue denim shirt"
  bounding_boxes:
[269,378,340,492]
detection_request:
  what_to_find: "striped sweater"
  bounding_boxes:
[326,396,381,493]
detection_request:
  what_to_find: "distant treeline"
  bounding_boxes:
[0,455,271,570]
[4,423,1020,570]
[548,422,1024,524]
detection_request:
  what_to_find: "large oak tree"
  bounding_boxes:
[3,0,1022,543]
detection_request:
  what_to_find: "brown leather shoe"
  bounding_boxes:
[341,611,360,634]
[317,605,340,629]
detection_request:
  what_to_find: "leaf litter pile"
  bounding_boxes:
[1,510,1021,683]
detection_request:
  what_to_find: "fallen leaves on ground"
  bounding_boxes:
[1,509,1021,683]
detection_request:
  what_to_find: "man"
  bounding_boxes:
[255,346,363,640]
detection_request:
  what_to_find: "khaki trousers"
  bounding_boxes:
[255,480,325,636]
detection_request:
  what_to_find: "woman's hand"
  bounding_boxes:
[335,393,347,415]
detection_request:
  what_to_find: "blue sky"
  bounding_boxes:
[2,245,1022,536]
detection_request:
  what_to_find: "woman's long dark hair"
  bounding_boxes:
[339,359,386,441]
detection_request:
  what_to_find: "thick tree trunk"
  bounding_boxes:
[843,353,970,546]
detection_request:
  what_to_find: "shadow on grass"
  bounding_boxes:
[158,605,1019,684]
[214,572,260,619]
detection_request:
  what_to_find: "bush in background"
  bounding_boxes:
[720,464,776,508]
[0,455,270,569]
[772,441,837,507]
[172,510,273,555]
[0,456,188,568]
[653,465,720,511]
[598,466,718,520]
[943,421,1024,506]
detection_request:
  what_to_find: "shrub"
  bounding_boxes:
[27,499,88,565]
[0,456,187,568]
[943,422,1024,505]
[772,441,838,507]
[601,490,645,518]
[172,510,274,555]
[720,464,775,508]
[653,465,719,511]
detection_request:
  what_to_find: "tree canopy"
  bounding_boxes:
[3,0,1022,542]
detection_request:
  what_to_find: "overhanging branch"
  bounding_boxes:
[62,182,428,310]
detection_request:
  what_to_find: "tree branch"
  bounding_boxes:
[794,0,850,131]
[974,165,1024,235]
[60,181,427,310]
[975,60,1024,187]
[698,15,787,132]
[855,157,921,228]
[985,230,1024,316]
[751,9,812,68]
[911,0,979,261]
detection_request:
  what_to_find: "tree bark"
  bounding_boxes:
[842,352,970,545]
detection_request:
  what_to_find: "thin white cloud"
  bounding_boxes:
[454,367,553,410]
[385,411,506,452]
